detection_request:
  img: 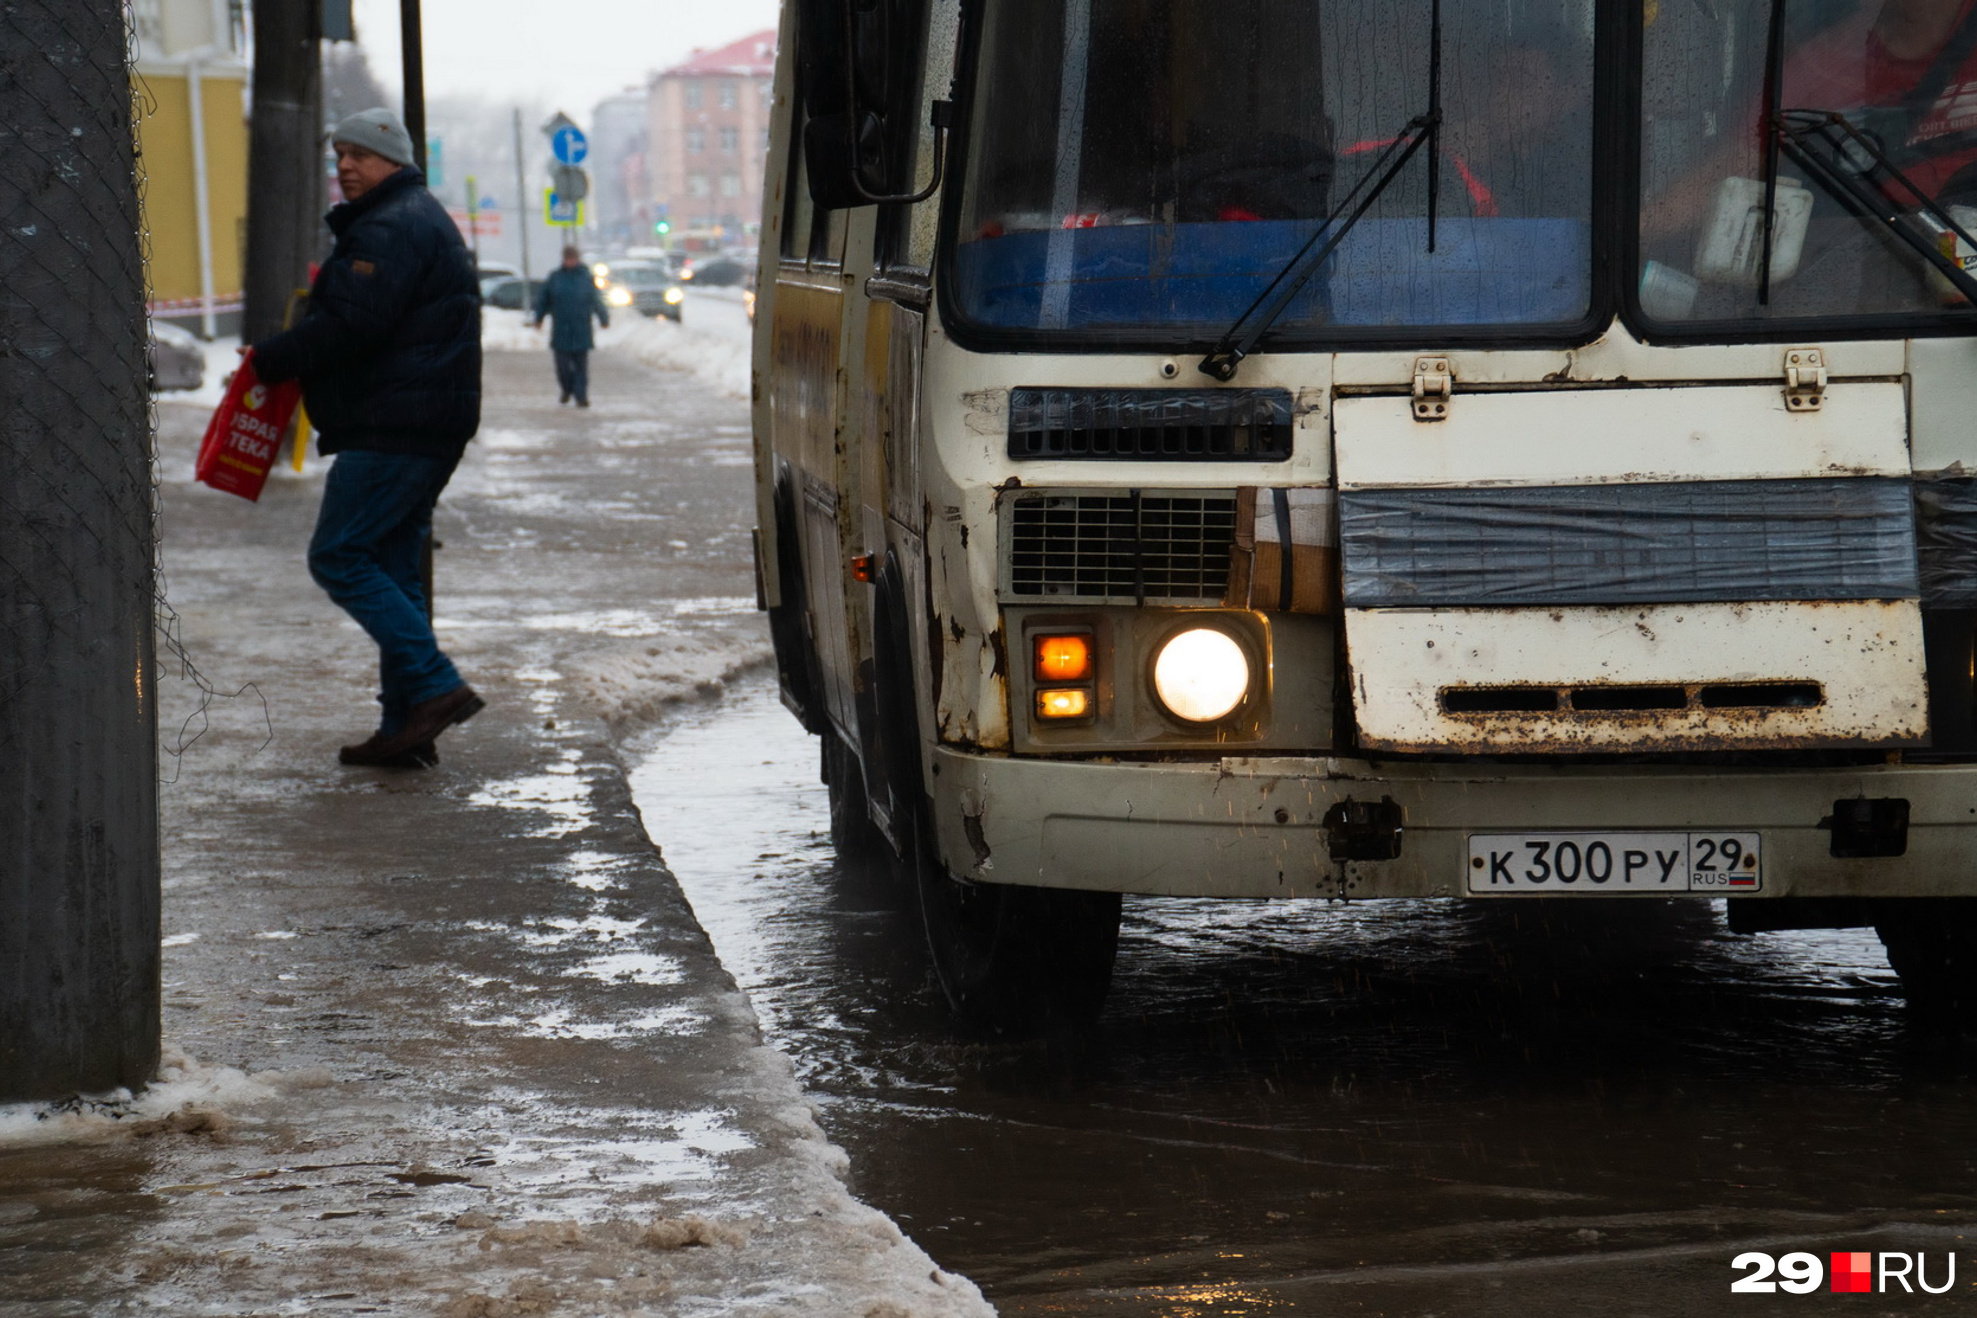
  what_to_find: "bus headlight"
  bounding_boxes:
[1151,627,1250,723]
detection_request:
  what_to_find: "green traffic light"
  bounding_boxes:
[654,219,671,234]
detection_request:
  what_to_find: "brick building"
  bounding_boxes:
[645,30,775,248]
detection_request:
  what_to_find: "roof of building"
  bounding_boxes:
[659,30,776,79]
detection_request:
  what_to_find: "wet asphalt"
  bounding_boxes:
[636,676,1977,1315]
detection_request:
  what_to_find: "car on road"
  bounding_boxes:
[685,255,751,287]
[147,320,204,392]
[472,259,519,282]
[480,276,544,311]
[595,261,684,322]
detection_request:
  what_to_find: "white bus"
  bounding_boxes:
[752,0,1977,1032]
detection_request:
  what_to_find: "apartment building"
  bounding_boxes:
[644,31,774,247]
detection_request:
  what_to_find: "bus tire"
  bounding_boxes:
[821,730,888,869]
[869,553,1120,1033]
[1876,900,1977,1028]
[912,835,1122,1036]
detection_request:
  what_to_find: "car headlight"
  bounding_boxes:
[663,286,684,304]
[606,286,633,307]
[1150,627,1250,722]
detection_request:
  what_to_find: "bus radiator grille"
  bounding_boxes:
[1005,492,1237,603]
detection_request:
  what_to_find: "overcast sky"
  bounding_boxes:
[351,0,783,120]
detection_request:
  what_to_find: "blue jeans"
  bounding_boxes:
[308,450,463,736]
[553,349,589,403]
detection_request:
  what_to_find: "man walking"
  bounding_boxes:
[532,245,609,406]
[251,108,485,769]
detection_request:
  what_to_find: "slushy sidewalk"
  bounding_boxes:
[0,338,991,1317]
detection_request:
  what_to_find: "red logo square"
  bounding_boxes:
[1831,1251,1873,1293]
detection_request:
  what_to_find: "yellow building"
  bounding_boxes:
[132,0,249,336]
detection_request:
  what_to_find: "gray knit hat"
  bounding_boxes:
[330,107,417,168]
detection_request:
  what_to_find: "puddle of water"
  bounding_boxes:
[630,672,1977,1316]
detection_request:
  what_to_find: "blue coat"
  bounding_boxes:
[533,266,609,352]
[252,169,481,458]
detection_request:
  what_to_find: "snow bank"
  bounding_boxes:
[570,618,773,727]
[619,315,751,401]
[0,1046,333,1147]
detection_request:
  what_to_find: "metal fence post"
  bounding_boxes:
[0,0,161,1101]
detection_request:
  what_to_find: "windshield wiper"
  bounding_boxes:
[1198,0,1444,382]
[1774,109,1977,304]
[1757,0,1977,304]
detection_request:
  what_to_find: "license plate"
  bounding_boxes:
[1466,832,1762,894]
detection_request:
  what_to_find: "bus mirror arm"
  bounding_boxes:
[843,99,955,207]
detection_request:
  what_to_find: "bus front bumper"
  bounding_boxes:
[927,748,1977,900]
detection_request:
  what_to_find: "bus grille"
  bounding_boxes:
[1008,388,1293,462]
[1005,492,1237,602]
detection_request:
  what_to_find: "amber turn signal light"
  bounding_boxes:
[1035,687,1091,719]
[1033,633,1093,683]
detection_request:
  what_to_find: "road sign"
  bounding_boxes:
[549,125,588,166]
[551,163,588,202]
[544,189,582,226]
[425,138,443,187]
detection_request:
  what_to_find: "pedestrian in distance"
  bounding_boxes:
[250,107,486,770]
[532,245,609,407]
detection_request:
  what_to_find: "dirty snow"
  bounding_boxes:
[0,1046,331,1147]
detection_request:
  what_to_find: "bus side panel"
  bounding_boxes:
[771,278,853,734]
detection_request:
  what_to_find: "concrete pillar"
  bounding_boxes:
[0,0,161,1101]
[242,0,323,345]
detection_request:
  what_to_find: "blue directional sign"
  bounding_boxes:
[550,125,589,166]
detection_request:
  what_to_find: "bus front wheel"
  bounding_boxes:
[910,821,1121,1035]
[1876,900,1977,1028]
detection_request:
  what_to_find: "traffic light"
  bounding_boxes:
[654,219,672,235]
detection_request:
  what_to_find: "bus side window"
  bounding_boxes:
[876,0,958,272]
[781,105,818,264]
[779,104,847,266]
[811,204,848,267]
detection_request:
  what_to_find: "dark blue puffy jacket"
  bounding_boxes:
[253,169,480,458]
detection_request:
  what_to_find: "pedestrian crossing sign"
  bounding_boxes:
[544,189,583,227]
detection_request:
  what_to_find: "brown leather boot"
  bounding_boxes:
[362,685,484,761]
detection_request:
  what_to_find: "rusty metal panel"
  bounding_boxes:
[1335,382,1908,489]
[1346,601,1928,753]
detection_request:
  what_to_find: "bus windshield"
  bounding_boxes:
[1639,0,1977,330]
[949,0,1598,343]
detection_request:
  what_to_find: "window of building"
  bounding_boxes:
[720,126,739,153]
[683,81,702,110]
[720,173,741,197]
[689,173,710,197]
[686,128,704,153]
[719,81,738,110]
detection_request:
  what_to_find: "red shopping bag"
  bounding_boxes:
[195,350,302,501]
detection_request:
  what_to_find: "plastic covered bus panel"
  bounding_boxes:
[1338,478,1918,608]
[1915,477,1977,608]
[1332,383,1926,753]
